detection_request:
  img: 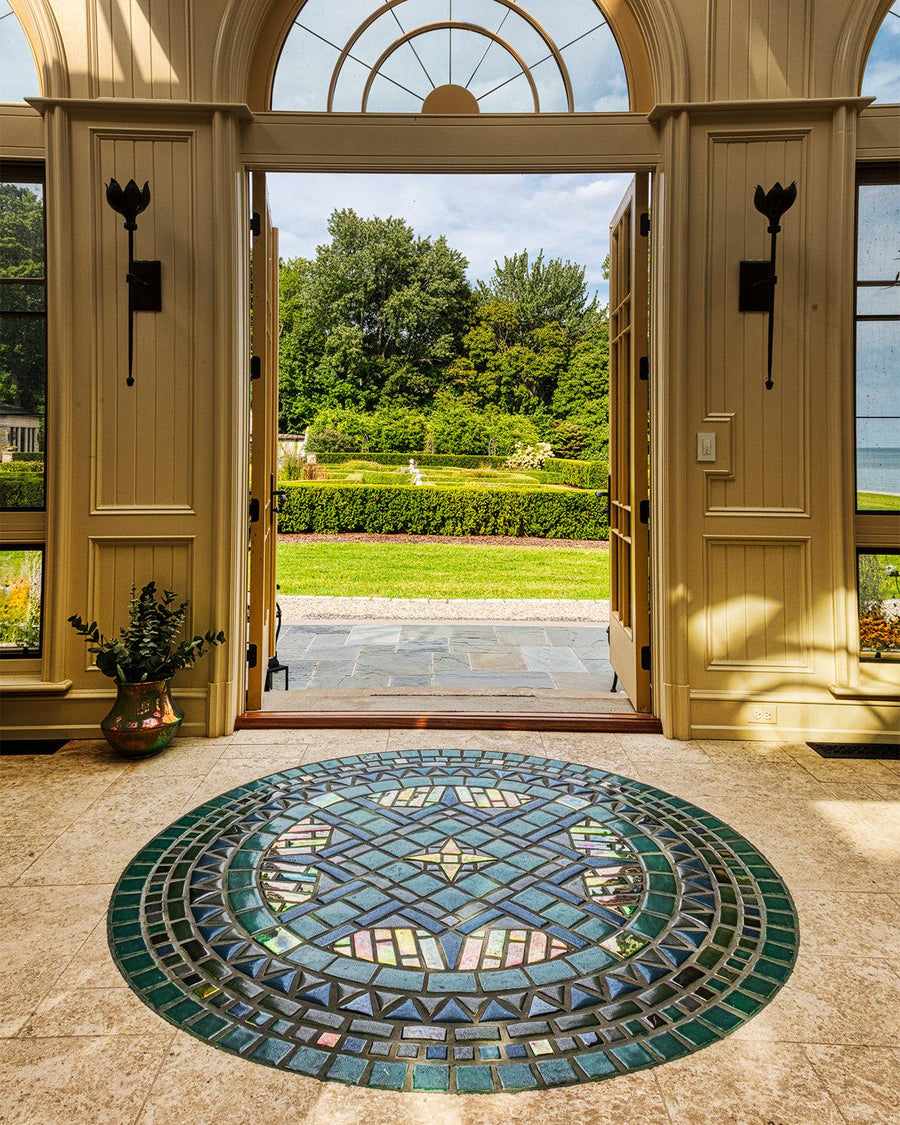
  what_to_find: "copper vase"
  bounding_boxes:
[101,679,183,757]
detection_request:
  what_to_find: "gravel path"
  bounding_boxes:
[279,595,610,622]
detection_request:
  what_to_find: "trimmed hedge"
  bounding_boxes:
[313,452,509,469]
[542,457,607,490]
[10,450,44,462]
[0,470,43,507]
[277,482,608,540]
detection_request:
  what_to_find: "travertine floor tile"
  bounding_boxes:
[654,1040,846,1124]
[804,1045,900,1124]
[136,1034,322,1125]
[0,1033,173,1125]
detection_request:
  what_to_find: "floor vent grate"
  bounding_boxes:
[808,742,899,760]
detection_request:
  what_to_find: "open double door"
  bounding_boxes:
[245,172,652,718]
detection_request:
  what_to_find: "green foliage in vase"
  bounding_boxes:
[67,581,226,684]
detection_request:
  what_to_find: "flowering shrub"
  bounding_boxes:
[858,606,900,655]
[505,441,554,469]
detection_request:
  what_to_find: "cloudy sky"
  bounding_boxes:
[267,172,632,302]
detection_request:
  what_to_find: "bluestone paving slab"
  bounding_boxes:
[522,646,587,674]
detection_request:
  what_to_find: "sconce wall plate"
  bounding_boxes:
[130,260,162,312]
[738,260,774,313]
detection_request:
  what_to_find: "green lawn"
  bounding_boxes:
[277,540,610,599]
[858,491,900,512]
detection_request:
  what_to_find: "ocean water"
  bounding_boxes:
[857,448,900,495]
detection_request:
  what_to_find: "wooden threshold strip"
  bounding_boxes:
[235,711,662,733]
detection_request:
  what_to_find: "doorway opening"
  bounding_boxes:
[244,170,654,730]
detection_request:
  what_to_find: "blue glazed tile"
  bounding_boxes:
[497,1064,539,1091]
[413,1064,450,1091]
[370,1061,407,1090]
[456,1065,494,1093]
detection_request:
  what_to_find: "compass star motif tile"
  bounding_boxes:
[108,749,799,1093]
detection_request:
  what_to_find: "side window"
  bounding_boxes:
[0,161,46,660]
[855,164,900,663]
[0,164,45,512]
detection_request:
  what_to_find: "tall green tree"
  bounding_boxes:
[476,250,598,339]
[0,183,45,414]
[278,209,472,428]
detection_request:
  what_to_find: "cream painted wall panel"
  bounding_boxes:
[92,130,195,512]
[87,0,192,98]
[704,130,808,515]
[85,535,194,674]
[704,536,812,672]
[707,0,812,100]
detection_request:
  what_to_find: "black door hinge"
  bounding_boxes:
[250,211,261,237]
[640,645,651,671]
[247,643,258,668]
[639,355,649,381]
[639,498,650,525]
[639,211,650,237]
[249,497,260,523]
[250,355,261,381]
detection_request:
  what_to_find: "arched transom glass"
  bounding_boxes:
[862,2,900,103]
[0,2,40,103]
[272,1,629,113]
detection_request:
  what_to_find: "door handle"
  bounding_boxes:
[271,487,287,515]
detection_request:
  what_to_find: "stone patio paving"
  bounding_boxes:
[272,621,619,694]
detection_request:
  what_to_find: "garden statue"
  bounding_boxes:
[408,458,423,486]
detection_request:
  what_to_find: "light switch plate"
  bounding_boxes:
[697,432,716,462]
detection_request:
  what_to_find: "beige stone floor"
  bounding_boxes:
[0,730,898,1125]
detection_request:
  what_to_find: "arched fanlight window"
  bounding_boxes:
[272,1,629,113]
[862,2,900,103]
[0,2,40,103]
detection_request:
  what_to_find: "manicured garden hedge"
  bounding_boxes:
[313,452,509,469]
[0,469,43,507]
[277,482,608,540]
[541,457,607,489]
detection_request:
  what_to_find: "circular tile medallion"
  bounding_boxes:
[109,749,798,1093]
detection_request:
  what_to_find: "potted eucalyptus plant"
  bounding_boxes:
[68,582,226,757]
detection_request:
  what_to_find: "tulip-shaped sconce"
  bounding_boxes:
[105,178,161,387]
[738,181,798,390]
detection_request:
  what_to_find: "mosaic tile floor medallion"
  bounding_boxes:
[109,750,799,1093]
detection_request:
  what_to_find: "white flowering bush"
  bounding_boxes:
[504,441,554,469]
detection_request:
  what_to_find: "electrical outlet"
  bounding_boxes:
[750,706,777,724]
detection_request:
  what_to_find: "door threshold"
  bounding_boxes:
[235,710,662,733]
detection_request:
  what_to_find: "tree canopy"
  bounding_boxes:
[277,209,610,459]
[0,183,45,414]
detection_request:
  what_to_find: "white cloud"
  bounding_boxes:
[267,171,634,303]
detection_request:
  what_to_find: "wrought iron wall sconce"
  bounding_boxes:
[738,181,797,390]
[105,178,162,387]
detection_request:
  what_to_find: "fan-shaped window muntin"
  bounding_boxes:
[273,0,630,114]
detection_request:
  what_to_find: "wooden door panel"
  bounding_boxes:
[247,172,279,710]
[608,174,651,713]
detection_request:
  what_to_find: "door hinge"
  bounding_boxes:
[249,497,260,523]
[639,355,649,381]
[639,211,650,237]
[250,211,261,237]
[639,498,650,525]
[640,645,651,671]
[247,643,258,668]
[250,354,261,381]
